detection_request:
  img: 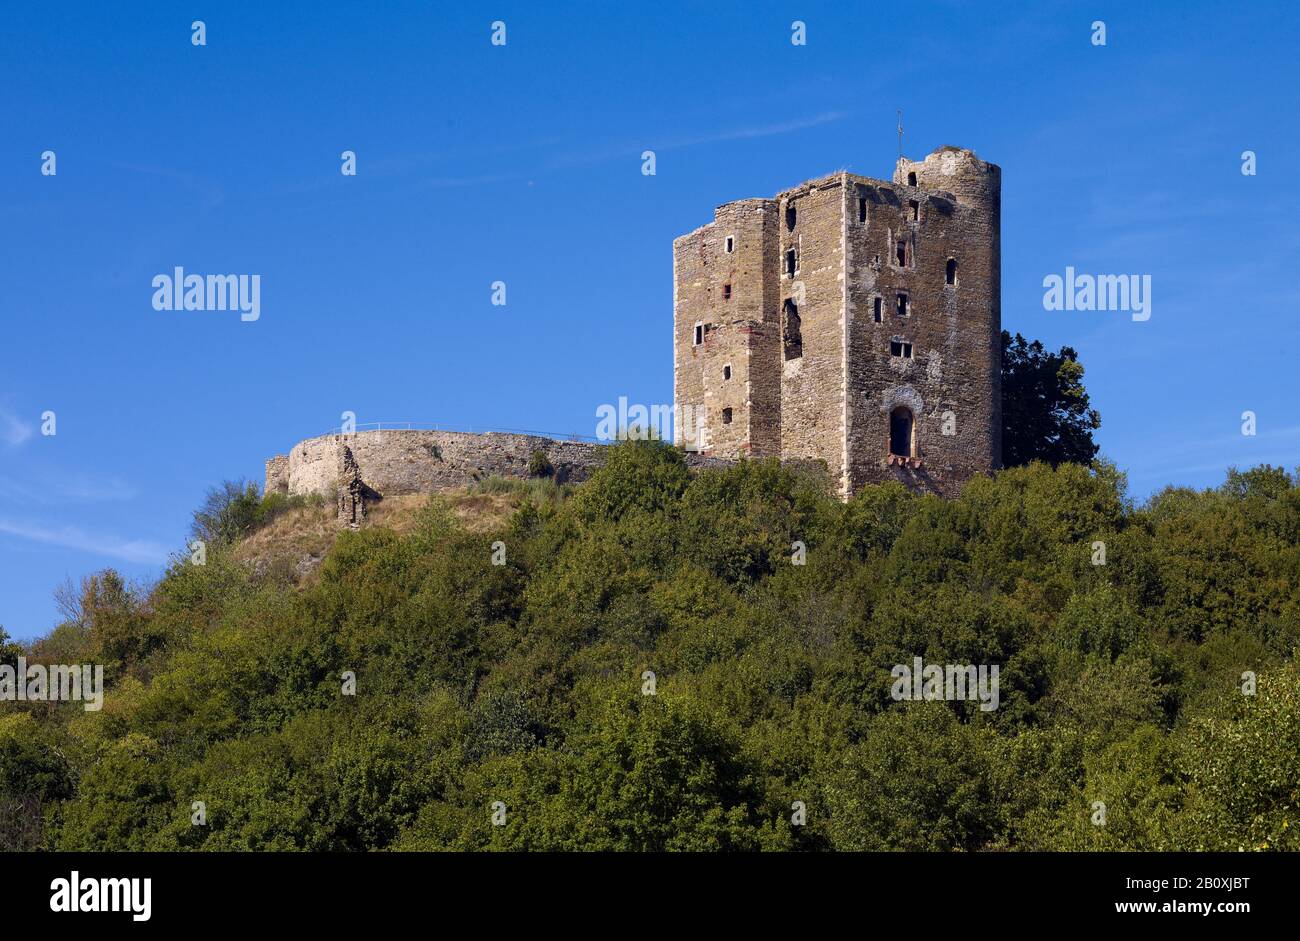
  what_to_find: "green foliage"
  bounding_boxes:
[1001,331,1101,468]
[468,474,568,505]
[569,439,691,523]
[9,443,1300,851]
[79,571,166,673]
[191,479,261,546]
[403,692,773,851]
[0,627,24,667]
[0,713,74,849]
[527,448,554,479]
[1177,665,1300,850]
[822,705,1009,850]
[190,479,322,547]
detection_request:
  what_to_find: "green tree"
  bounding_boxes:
[10,454,1300,854]
[1001,331,1100,467]
[1177,665,1300,850]
[822,705,1008,851]
[190,479,262,546]
[0,713,74,850]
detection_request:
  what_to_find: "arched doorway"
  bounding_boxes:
[889,407,914,458]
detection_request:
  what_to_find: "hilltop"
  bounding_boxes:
[2,442,1298,851]
[231,483,546,584]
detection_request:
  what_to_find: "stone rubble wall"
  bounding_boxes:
[265,430,736,500]
[265,454,291,495]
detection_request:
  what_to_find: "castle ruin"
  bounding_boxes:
[672,145,1002,498]
[268,146,1001,517]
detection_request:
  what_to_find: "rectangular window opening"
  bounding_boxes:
[896,293,909,318]
[858,198,868,223]
[782,298,802,360]
[693,322,704,346]
[784,248,797,275]
[724,236,734,253]
[909,199,920,221]
[721,407,733,425]
[722,283,732,300]
[873,297,882,323]
[896,240,907,267]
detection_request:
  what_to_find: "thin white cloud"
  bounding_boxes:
[0,406,34,446]
[0,472,137,505]
[1120,424,1300,489]
[546,111,849,171]
[111,162,226,211]
[58,475,138,502]
[0,476,41,502]
[415,170,530,191]
[351,110,852,191]
[658,111,849,151]
[1130,424,1300,470]
[0,519,169,565]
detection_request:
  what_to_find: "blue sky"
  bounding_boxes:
[1,0,1297,640]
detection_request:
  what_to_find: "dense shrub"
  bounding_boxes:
[190,479,324,547]
[4,444,1297,851]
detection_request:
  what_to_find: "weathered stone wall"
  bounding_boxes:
[855,146,1000,496]
[265,454,290,495]
[673,198,780,456]
[269,430,609,499]
[777,176,848,492]
[267,430,737,501]
[673,145,1001,499]
[267,149,997,507]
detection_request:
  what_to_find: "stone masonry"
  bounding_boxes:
[265,146,1000,514]
[672,146,1002,498]
[265,429,736,521]
[336,444,369,528]
[266,430,608,501]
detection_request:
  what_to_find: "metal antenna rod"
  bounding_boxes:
[897,109,904,159]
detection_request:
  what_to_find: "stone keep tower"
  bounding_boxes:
[672,145,1001,498]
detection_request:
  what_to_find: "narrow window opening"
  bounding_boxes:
[889,340,913,360]
[723,364,732,381]
[858,198,868,223]
[722,283,732,300]
[909,199,920,221]
[722,407,733,425]
[946,258,957,286]
[784,248,797,275]
[907,171,917,186]
[693,322,704,346]
[785,204,797,231]
[873,297,883,323]
[782,298,803,360]
[889,407,914,457]
[724,236,734,253]
[896,239,907,267]
[896,293,909,317]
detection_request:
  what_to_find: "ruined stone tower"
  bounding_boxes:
[672,145,1001,498]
